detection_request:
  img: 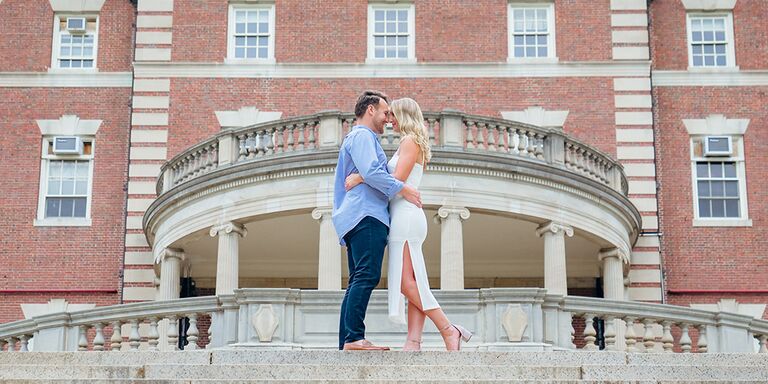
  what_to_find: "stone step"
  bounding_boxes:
[582,365,768,381]
[0,351,211,366]
[143,364,583,381]
[4,380,768,384]
[0,365,143,380]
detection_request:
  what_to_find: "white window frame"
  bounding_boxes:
[50,14,99,72]
[367,3,416,64]
[35,137,95,227]
[685,13,737,71]
[507,2,557,63]
[690,135,750,227]
[226,3,276,64]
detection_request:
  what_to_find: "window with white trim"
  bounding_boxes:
[690,135,749,224]
[52,15,99,69]
[508,3,556,60]
[367,4,415,62]
[36,137,94,226]
[227,4,275,62]
[686,14,735,68]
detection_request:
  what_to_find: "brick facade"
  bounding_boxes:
[0,0,765,324]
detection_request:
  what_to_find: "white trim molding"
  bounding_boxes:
[500,106,569,129]
[652,70,768,86]
[683,114,749,136]
[0,72,132,87]
[37,115,102,136]
[133,62,650,79]
[226,3,277,64]
[681,0,737,10]
[690,299,765,319]
[507,2,558,63]
[215,106,283,129]
[366,2,417,64]
[49,0,106,12]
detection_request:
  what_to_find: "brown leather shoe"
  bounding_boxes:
[342,339,390,351]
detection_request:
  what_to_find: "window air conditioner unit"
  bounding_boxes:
[66,17,87,33]
[52,136,83,155]
[703,136,732,157]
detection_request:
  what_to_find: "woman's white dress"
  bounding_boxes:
[387,152,440,325]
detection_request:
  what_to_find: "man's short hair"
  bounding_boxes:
[354,90,389,118]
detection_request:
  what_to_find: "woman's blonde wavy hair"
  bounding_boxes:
[391,97,432,164]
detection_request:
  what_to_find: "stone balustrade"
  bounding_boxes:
[156,110,627,196]
[1,289,765,353]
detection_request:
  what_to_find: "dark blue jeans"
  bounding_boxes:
[338,216,388,349]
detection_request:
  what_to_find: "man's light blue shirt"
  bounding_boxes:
[332,125,404,246]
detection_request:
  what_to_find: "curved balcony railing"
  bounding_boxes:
[155,111,627,197]
[1,290,766,353]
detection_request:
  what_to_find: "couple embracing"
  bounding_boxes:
[332,90,472,351]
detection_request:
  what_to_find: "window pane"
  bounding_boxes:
[235,23,245,34]
[375,22,384,33]
[236,11,246,22]
[258,47,267,58]
[716,56,726,66]
[83,47,93,57]
[247,36,257,46]
[61,46,70,56]
[72,36,82,44]
[725,199,739,218]
[704,44,714,54]
[61,180,74,195]
[60,198,75,217]
[46,198,61,217]
[84,35,93,44]
[703,18,712,29]
[698,199,710,217]
[235,36,245,46]
[525,35,535,45]
[711,181,724,197]
[697,181,710,197]
[710,162,722,177]
[247,11,257,22]
[514,9,524,20]
[514,20,524,32]
[398,10,407,20]
[73,198,87,217]
[60,60,71,68]
[386,21,395,33]
[723,162,736,177]
[514,47,524,57]
[537,9,546,20]
[692,31,702,42]
[715,44,725,54]
[703,31,714,41]
[247,23,257,33]
[526,47,535,57]
[235,47,245,58]
[72,47,82,56]
[397,47,407,58]
[398,21,407,33]
[386,10,396,20]
[258,23,268,34]
[75,180,88,195]
[375,10,384,21]
[696,162,709,177]
[397,36,407,46]
[375,36,384,46]
[258,11,268,22]
[48,180,60,195]
[246,48,257,57]
[72,60,82,68]
[725,181,738,197]
[525,9,535,19]
[386,36,395,46]
[711,199,725,217]
[49,161,62,177]
[62,35,71,44]
[714,18,725,29]
[537,35,547,45]
[715,31,725,41]
[538,47,547,57]
[386,47,396,57]
[63,161,76,178]
[258,36,268,46]
[537,19,547,32]
[693,56,703,66]
[375,47,384,58]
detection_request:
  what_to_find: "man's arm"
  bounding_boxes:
[348,131,404,199]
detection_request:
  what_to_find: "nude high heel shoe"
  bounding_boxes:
[439,323,472,351]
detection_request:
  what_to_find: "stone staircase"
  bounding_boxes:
[1,350,768,383]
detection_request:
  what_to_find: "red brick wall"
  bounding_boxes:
[169,0,612,63]
[654,87,768,311]
[167,77,617,157]
[650,0,768,70]
[0,0,134,72]
[0,88,131,323]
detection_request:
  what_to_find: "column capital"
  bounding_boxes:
[209,221,247,238]
[436,206,470,222]
[162,248,185,262]
[311,207,333,221]
[598,247,629,263]
[535,221,574,237]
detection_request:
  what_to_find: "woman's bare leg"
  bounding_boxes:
[400,242,460,350]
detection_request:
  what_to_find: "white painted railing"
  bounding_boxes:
[1,289,765,353]
[157,111,628,196]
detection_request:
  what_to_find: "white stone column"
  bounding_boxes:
[535,222,574,296]
[158,248,184,301]
[599,248,626,300]
[436,206,470,290]
[210,222,247,295]
[312,208,342,290]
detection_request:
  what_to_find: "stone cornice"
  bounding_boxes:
[49,0,106,12]
[681,0,737,10]
[0,72,133,88]
[683,114,749,136]
[133,61,650,79]
[652,70,768,86]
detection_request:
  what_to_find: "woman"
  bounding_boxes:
[345,98,472,351]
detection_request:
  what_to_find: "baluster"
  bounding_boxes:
[0,339,6,352]
[465,121,476,149]
[526,131,536,158]
[758,335,768,353]
[257,130,268,157]
[187,313,200,350]
[297,123,306,150]
[497,126,508,152]
[535,133,545,160]
[680,323,692,353]
[583,313,598,351]
[244,132,256,159]
[93,323,105,351]
[643,318,656,352]
[696,325,708,353]
[517,129,527,154]
[308,121,317,149]
[19,335,29,352]
[194,150,204,177]
[110,321,122,351]
[476,122,487,150]
[564,143,573,167]
[286,124,296,151]
[167,315,179,351]
[604,315,617,351]
[237,134,248,161]
[147,317,159,351]
[128,319,141,351]
[625,316,638,353]
[78,325,88,351]
[206,312,215,349]
[275,126,285,153]
[487,124,497,152]
[661,320,674,353]
[6,338,17,352]
[265,127,275,155]
[427,118,436,145]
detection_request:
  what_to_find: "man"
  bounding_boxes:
[333,90,422,351]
